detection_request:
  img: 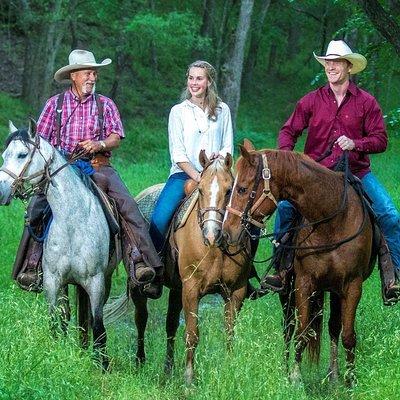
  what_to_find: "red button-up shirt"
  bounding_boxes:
[278,82,387,178]
[37,89,124,155]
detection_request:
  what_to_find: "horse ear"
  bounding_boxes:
[243,139,255,151]
[199,149,210,168]
[28,118,37,139]
[225,152,233,169]
[9,120,18,134]
[239,144,252,162]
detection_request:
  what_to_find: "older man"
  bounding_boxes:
[14,49,163,299]
[263,40,400,304]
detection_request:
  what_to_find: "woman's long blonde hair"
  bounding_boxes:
[181,60,220,120]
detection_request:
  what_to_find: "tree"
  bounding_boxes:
[243,0,271,85]
[357,0,400,56]
[220,0,254,128]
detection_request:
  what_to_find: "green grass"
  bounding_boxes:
[1,102,400,399]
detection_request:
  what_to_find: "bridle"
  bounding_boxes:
[0,135,86,201]
[196,160,233,239]
[226,152,278,231]
[0,135,55,201]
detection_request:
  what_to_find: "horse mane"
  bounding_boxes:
[4,128,30,148]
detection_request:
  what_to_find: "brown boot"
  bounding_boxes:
[378,235,400,306]
[142,272,163,300]
[130,261,156,285]
[261,273,285,292]
[16,267,42,292]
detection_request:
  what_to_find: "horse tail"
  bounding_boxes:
[76,285,91,349]
[103,291,131,325]
[307,291,324,363]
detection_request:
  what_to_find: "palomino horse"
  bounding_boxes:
[222,140,375,386]
[106,151,251,385]
[0,120,116,370]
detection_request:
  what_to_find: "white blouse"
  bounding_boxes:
[168,99,233,176]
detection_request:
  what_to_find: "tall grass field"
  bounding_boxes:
[0,93,399,400]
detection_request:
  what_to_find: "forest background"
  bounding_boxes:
[0,1,400,399]
[1,0,400,139]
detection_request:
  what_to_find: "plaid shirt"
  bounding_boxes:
[37,89,124,155]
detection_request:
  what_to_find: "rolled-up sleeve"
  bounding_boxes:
[169,106,189,164]
[219,104,233,156]
[104,99,124,139]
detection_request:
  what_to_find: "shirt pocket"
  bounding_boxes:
[340,112,363,135]
[87,114,99,138]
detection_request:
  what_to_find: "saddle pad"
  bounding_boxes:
[134,183,198,229]
[135,183,165,224]
[174,189,198,231]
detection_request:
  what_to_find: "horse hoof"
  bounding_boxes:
[184,369,195,387]
[135,355,146,367]
[326,367,339,384]
[344,371,357,388]
[289,365,302,386]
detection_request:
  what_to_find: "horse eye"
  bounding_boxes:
[18,153,28,159]
[226,188,232,197]
[238,186,247,195]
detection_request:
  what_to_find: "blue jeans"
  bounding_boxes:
[274,172,400,271]
[149,172,189,252]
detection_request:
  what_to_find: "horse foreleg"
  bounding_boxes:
[87,277,109,372]
[290,276,312,385]
[43,273,61,337]
[59,286,70,335]
[77,285,90,349]
[165,287,183,374]
[131,292,148,366]
[327,292,342,383]
[223,285,246,350]
[182,283,200,386]
[280,287,296,375]
[341,278,362,388]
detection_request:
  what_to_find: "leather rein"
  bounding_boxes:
[0,136,86,201]
[225,151,369,253]
[226,153,278,230]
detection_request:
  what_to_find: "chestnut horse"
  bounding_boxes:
[106,152,251,385]
[222,140,375,386]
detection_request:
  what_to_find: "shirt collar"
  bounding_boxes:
[323,80,358,97]
[67,87,95,104]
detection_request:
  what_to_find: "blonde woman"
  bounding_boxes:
[150,60,233,253]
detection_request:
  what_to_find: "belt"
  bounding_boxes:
[91,154,110,168]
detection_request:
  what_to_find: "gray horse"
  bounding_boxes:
[0,120,116,370]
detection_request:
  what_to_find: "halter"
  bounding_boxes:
[0,135,56,201]
[0,135,86,201]
[226,152,278,230]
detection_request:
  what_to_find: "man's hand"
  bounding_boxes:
[336,135,355,151]
[79,139,103,154]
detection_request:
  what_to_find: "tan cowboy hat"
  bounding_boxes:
[313,40,367,74]
[54,49,112,84]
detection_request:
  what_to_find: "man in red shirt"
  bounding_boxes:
[263,40,400,304]
[13,50,163,299]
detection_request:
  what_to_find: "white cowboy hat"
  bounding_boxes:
[313,40,367,74]
[54,49,112,83]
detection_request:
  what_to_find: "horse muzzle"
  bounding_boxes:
[0,179,12,205]
[202,226,223,248]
